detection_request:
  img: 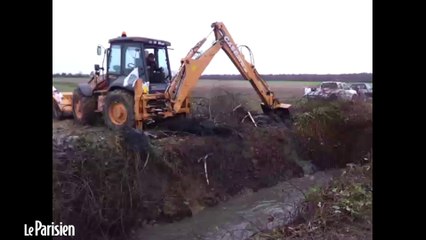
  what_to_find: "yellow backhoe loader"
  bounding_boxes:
[52,22,291,129]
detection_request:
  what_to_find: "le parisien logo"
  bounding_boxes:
[24,221,75,237]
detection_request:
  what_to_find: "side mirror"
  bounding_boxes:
[94,64,100,71]
[97,46,102,56]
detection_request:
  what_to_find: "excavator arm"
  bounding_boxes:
[165,35,222,112]
[165,22,291,117]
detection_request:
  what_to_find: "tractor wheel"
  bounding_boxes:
[103,90,135,130]
[53,101,64,120]
[72,88,97,125]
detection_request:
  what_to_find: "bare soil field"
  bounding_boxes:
[53,77,319,103]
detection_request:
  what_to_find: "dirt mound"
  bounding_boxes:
[153,117,235,137]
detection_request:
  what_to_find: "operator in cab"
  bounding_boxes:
[146,53,156,69]
[146,53,162,72]
[146,53,164,81]
[146,53,165,84]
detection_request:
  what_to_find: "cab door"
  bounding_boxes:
[122,44,143,77]
[106,44,122,84]
[143,46,171,93]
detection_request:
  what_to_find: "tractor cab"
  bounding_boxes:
[99,32,172,93]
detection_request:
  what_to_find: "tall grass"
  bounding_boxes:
[292,99,372,169]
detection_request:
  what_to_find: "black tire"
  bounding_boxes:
[53,101,64,120]
[103,89,135,130]
[72,88,97,125]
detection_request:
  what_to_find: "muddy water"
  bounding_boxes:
[133,170,341,240]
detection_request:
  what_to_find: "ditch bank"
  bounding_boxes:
[53,124,308,240]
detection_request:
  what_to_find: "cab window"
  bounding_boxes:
[108,45,121,74]
[124,46,141,75]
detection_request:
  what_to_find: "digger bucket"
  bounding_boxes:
[260,103,292,126]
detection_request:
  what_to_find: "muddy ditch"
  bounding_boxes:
[133,170,343,240]
[53,97,372,240]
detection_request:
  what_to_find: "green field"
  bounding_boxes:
[53,77,320,97]
[53,77,88,92]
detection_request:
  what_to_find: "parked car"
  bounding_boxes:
[304,81,358,101]
[350,82,373,100]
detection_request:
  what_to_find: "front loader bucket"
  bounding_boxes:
[53,85,73,120]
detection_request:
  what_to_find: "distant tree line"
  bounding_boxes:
[53,72,372,82]
[53,73,91,78]
[200,73,372,82]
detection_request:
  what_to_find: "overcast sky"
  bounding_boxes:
[53,0,372,75]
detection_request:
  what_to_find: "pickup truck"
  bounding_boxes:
[350,82,373,100]
[304,81,358,101]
